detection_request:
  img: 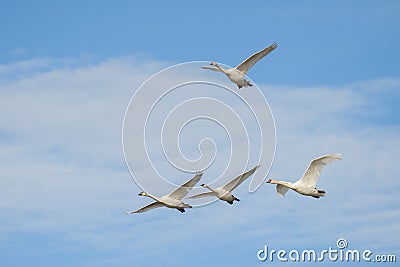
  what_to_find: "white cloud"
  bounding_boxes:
[0,57,166,234]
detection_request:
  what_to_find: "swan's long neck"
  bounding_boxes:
[203,184,217,194]
[270,180,296,189]
[142,192,162,202]
[214,63,228,74]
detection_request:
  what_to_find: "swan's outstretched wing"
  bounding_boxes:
[125,202,163,214]
[299,154,342,187]
[187,191,216,199]
[168,173,203,200]
[276,184,290,196]
[236,42,278,74]
[222,165,260,192]
[201,66,221,72]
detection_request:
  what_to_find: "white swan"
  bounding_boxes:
[188,165,259,204]
[125,173,202,214]
[202,42,278,89]
[266,154,342,198]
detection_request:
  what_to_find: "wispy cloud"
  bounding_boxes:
[0,57,398,266]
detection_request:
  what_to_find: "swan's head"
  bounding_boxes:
[138,191,147,196]
[200,183,207,187]
[210,61,217,66]
[266,179,272,183]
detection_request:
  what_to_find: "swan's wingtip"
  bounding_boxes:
[335,153,343,160]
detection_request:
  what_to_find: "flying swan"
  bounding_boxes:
[266,154,342,198]
[125,173,203,214]
[187,165,259,204]
[202,42,278,89]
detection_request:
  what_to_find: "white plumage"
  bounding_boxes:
[188,165,259,204]
[125,173,202,214]
[202,42,278,89]
[266,154,342,198]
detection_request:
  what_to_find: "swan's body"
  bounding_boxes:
[202,42,278,89]
[188,165,259,204]
[266,154,342,198]
[125,173,202,214]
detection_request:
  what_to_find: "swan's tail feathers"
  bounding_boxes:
[227,196,240,205]
[276,184,290,197]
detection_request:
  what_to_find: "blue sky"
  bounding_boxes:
[0,1,399,267]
